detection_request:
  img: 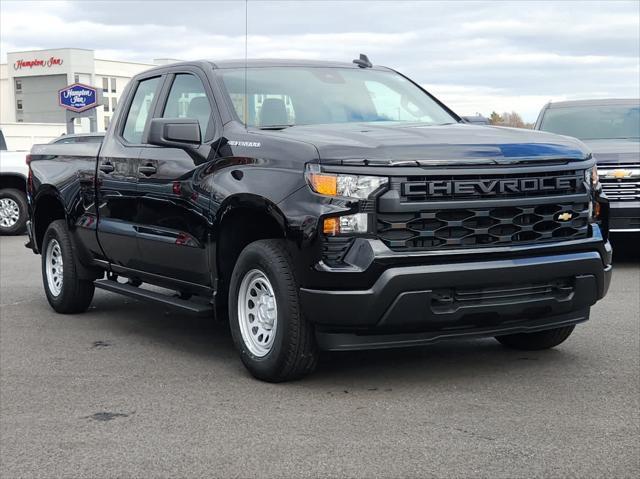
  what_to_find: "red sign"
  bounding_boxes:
[13,57,63,70]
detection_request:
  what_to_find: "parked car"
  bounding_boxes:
[535,99,640,233]
[0,128,28,235]
[49,133,105,144]
[26,58,611,381]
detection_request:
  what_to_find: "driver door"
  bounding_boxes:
[135,70,216,287]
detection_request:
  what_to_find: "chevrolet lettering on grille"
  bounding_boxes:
[403,177,578,197]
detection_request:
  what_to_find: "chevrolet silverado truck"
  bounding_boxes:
[27,58,612,382]
[536,99,640,233]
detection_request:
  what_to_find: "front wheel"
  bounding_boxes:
[41,220,95,314]
[229,239,318,382]
[495,325,575,350]
[0,189,27,235]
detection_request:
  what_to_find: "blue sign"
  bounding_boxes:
[58,83,98,112]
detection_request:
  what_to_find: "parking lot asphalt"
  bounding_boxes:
[0,235,638,478]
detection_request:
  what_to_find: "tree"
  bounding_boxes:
[501,111,526,128]
[489,111,503,125]
[487,111,534,129]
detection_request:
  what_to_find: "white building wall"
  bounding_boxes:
[0,48,156,148]
[94,58,154,131]
[1,122,66,151]
[0,64,10,124]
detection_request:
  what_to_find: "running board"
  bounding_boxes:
[94,280,213,316]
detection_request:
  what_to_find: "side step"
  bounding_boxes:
[94,280,213,317]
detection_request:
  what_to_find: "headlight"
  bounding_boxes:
[323,213,368,235]
[584,167,599,189]
[305,165,388,199]
[587,167,601,222]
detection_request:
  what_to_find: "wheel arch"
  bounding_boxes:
[0,173,27,193]
[33,185,68,252]
[214,193,287,306]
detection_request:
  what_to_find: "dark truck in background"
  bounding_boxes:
[27,58,612,382]
[536,99,640,233]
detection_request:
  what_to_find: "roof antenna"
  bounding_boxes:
[353,53,372,68]
[244,0,248,130]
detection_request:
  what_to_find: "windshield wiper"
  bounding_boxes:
[258,124,295,130]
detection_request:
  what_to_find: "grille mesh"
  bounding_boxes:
[599,164,640,200]
[601,181,640,200]
[377,202,590,250]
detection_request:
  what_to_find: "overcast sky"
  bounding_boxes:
[1,0,638,121]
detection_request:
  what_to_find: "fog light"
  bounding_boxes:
[339,213,368,233]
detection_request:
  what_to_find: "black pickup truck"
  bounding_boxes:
[27,58,612,381]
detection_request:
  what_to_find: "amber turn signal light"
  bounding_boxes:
[323,217,340,235]
[308,173,337,196]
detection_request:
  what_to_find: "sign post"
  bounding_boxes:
[58,83,101,134]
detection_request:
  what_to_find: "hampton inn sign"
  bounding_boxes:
[58,83,98,113]
[13,56,64,70]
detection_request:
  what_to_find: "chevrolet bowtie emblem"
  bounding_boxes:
[557,212,573,221]
[611,169,631,179]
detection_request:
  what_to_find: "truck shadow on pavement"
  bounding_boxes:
[88,293,581,385]
[85,233,636,384]
[610,233,639,264]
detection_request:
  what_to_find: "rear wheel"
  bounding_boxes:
[229,239,318,382]
[41,220,95,314]
[495,325,575,350]
[0,189,27,235]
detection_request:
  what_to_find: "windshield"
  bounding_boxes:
[218,67,457,128]
[539,104,640,140]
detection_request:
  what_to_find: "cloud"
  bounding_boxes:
[1,0,638,121]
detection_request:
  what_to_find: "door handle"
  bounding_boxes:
[139,164,157,176]
[98,162,114,173]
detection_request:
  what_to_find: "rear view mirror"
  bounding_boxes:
[148,118,201,149]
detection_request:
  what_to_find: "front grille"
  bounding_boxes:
[599,164,640,201]
[377,202,590,250]
[601,181,640,200]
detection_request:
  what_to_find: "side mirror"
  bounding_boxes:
[148,118,201,149]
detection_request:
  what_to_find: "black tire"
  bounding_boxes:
[41,220,95,314]
[229,239,318,382]
[495,325,575,350]
[0,188,27,235]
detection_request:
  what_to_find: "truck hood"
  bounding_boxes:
[581,139,640,165]
[258,123,590,165]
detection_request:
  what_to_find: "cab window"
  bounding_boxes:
[162,74,212,140]
[122,76,161,144]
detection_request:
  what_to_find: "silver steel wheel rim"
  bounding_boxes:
[45,239,64,297]
[237,269,278,357]
[0,198,20,228]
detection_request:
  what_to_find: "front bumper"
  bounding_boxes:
[609,200,640,232]
[301,247,612,350]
